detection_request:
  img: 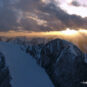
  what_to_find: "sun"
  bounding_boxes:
[61,28,78,35]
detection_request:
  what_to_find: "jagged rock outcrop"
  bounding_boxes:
[26,44,44,60]
[25,39,87,87]
[0,52,11,87]
[40,39,87,87]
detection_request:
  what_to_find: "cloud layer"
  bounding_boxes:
[0,0,87,32]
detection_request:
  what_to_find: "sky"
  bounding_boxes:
[0,0,87,33]
[0,0,87,53]
[58,0,87,17]
[42,0,87,17]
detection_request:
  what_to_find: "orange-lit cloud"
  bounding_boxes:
[0,28,86,38]
[0,30,62,38]
[0,0,87,32]
[0,28,87,52]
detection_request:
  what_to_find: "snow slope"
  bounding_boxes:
[0,42,53,87]
[40,39,87,87]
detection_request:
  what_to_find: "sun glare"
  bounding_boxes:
[61,28,78,35]
[0,28,87,38]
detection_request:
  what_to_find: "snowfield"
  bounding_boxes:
[0,42,54,87]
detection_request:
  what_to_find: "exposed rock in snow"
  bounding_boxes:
[84,53,87,63]
[0,42,54,87]
[26,44,44,61]
[0,52,11,87]
[1,38,87,87]
[40,39,87,87]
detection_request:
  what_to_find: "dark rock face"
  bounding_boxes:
[0,53,11,87]
[26,44,44,61]
[40,39,87,87]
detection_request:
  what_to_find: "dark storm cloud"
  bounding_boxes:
[0,0,87,32]
[14,0,41,11]
[70,1,80,7]
[39,3,87,30]
[15,0,87,31]
[0,0,45,32]
[0,0,19,31]
[70,0,87,7]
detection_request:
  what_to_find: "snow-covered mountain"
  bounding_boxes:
[26,39,87,87]
[0,42,54,87]
[0,52,11,87]
[0,38,87,87]
[1,36,87,53]
[40,39,87,87]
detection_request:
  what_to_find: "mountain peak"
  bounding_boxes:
[40,39,87,87]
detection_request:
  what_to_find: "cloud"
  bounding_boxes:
[70,1,80,7]
[40,3,87,30]
[0,0,20,31]
[70,0,87,7]
[0,0,87,32]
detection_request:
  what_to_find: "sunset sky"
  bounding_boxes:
[0,0,87,37]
